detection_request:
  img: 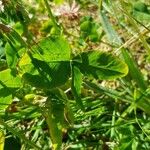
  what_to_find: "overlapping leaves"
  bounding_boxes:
[2,35,128,149]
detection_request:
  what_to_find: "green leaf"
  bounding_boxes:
[99,10,122,46]
[0,69,22,88]
[5,42,21,69]
[18,53,35,75]
[135,90,150,115]
[22,59,71,89]
[0,87,16,112]
[136,97,150,115]
[121,48,147,91]
[0,69,22,111]
[133,2,149,13]
[73,51,128,80]
[80,20,92,32]
[32,36,71,62]
[119,137,133,150]
[19,36,71,89]
[71,65,84,110]
[44,98,65,150]
[54,0,64,5]
[132,10,150,23]
[4,27,26,70]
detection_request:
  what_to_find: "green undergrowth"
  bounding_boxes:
[0,0,150,149]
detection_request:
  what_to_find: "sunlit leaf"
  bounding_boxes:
[73,51,128,80]
[32,36,71,62]
[0,69,22,111]
[0,69,22,88]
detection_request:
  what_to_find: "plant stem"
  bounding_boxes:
[43,0,60,32]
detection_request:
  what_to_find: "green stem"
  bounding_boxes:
[43,0,60,32]
[0,130,5,150]
[98,0,103,11]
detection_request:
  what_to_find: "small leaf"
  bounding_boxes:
[73,51,128,80]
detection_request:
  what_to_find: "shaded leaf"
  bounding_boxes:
[0,87,14,112]
[44,98,65,150]
[5,42,20,69]
[71,65,84,110]
[22,59,71,89]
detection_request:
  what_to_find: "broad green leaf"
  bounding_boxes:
[121,48,147,91]
[22,58,71,89]
[0,69,22,111]
[0,69,22,88]
[73,51,128,80]
[32,36,71,62]
[71,65,84,110]
[18,37,71,89]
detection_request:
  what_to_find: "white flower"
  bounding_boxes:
[54,0,80,19]
[0,1,4,12]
